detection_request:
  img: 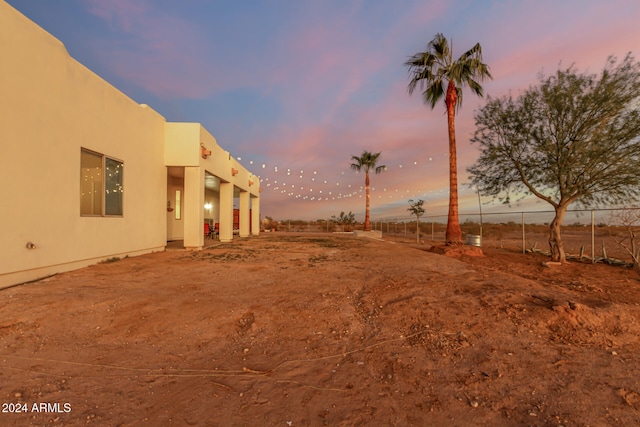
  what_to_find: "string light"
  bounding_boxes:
[231,155,446,204]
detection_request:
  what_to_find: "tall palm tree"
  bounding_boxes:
[350,151,385,232]
[405,33,492,245]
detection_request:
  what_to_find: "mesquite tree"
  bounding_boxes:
[468,54,640,263]
[407,199,425,243]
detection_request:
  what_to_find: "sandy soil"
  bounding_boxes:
[1,233,640,426]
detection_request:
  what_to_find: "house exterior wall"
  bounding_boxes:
[0,1,166,288]
[0,1,260,288]
[165,122,260,188]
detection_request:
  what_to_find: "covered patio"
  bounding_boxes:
[165,123,260,250]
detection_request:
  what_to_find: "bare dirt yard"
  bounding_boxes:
[2,233,640,426]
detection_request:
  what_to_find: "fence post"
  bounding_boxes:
[477,186,483,241]
[522,212,525,254]
[431,222,434,241]
[591,210,595,263]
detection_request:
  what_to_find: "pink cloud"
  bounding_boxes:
[75,1,640,220]
[84,0,150,32]
[482,1,640,96]
[82,0,244,98]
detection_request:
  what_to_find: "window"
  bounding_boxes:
[80,148,123,216]
[105,157,124,215]
[175,190,181,220]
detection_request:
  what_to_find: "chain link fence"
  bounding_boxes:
[268,207,640,265]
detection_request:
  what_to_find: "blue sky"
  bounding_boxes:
[7,0,640,221]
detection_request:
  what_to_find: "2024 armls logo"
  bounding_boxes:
[2,402,71,413]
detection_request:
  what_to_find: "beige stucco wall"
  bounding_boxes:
[0,1,167,288]
[165,121,261,189]
[0,1,261,287]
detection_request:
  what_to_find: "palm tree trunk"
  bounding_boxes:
[445,81,463,245]
[364,172,371,231]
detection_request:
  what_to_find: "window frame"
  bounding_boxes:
[175,190,181,220]
[80,148,124,217]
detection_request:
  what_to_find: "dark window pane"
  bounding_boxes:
[80,149,103,215]
[105,157,123,216]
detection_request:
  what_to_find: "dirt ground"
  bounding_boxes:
[1,233,640,426]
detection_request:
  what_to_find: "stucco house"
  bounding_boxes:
[0,1,261,289]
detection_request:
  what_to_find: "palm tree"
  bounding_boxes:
[405,33,492,245]
[350,151,385,232]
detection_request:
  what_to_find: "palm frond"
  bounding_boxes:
[425,80,446,109]
[350,151,384,174]
[350,155,363,172]
[458,42,482,61]
[429,33,450,60]
[405,33,492,112]
[455,87,464,111]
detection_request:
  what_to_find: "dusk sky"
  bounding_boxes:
[8,0,640,222]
